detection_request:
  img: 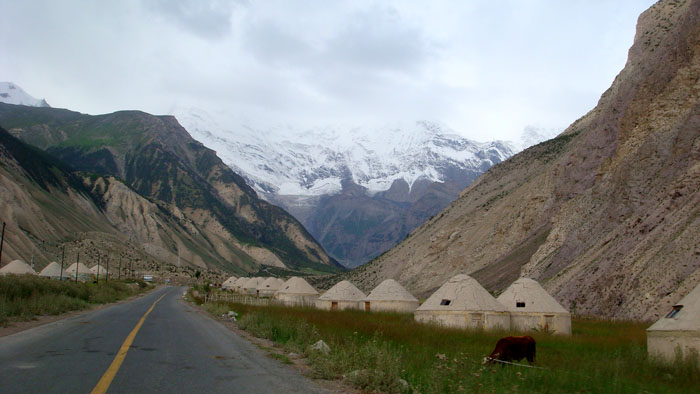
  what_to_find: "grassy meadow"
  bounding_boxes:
[198,295,698,393]
[0,274,149,325]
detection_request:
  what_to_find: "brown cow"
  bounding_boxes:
[483,336,536,365]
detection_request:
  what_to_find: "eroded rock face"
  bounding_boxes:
[347,0,700,320]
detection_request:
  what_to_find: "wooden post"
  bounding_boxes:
[0,222,5,268]
[59,246,65,280]
[118,257,121,280]
[105,257,109,282]
[75,252,80,282]
[96,255,100,284]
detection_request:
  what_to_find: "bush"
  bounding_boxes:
[0,274,146,325]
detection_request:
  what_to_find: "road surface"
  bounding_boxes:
[0,286,328,393]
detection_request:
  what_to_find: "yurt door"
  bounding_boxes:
[544,315,554,331]
[364,301,370,312]
[331,301,338,310]
[468,313,483,328]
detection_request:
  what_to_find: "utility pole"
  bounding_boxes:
[0,222,5,268]
[105,256,109,282]
[75,252,80,282]
[96,255,100,284]
[60,246,65,280]
[118,257,122,280]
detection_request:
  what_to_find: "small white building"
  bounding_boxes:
[275,277,319,306]
[258,277,285,297]
[38,262,70,279]
[364,279,419,313]
[242,277,265,295]
[316,280,366,311]
[647,281,700,364]
[90,264,108,279]
[414,274,510,330]
[64,263,94,281]
[232,277,249,293]
[221,276,238,291]
[497,277,571,335]
[0,260,37,276]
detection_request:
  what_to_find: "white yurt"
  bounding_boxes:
[90,264,108,279]
[233,277,249,293]
[64,262,94,281]
[647,281,700,364]
[0,260,37,276]
[497,277,571,335]
[364,279,419,313]
[221,276,238,291]
[274,277,319,306]
[258,277,285,297]
[316,280,366,311]
[38,262,70,279]
[241,277,265,295]
[414,274,510,330]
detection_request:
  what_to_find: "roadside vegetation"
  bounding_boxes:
[0,274,149,326]
[199,295,698,394]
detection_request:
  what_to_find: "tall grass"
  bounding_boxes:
[206,300,698,393]
[0,274,147,325]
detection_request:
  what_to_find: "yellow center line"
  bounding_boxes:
[91,290,169,394]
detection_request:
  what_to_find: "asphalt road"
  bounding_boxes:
[0,286,328,393]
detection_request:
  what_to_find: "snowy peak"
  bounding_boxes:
[172,106,515,197]
[0,82,50,107]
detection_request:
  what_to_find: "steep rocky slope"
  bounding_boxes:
[345,0,700,320]
[0,105,340,274]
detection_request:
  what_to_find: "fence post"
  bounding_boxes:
[0,222,5,268]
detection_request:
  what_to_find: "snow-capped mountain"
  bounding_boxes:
[0,82,50,107]
[172,106,529,268]
[173,106,514,198]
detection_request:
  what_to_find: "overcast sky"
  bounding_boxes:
[1,0,656,141]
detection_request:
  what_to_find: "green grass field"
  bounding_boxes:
[0,274,149,325]
[199,296,698,393]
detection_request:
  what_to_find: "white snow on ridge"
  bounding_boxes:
[171,106,517,197]
[0,82,50,107]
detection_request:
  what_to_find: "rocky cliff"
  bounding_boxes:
[345,0,700,320]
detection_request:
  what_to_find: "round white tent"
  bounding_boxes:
[233,277,249,293]
[364,279,419,313]
[221,276,238,291]
[258,277,285,297]
[65,262,94,281]
[275,277,319,306]
[38,262,70,279]
[647,281,700,364]
[497,277,571,335]
[241,277,265,295]
[90,264,108,279]
[415,274,510,330]
[0,260,37,276]
[316,280,365,311]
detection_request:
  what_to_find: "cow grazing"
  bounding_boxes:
[484,336,536,365]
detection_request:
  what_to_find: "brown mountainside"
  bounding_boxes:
[345,0,700,320]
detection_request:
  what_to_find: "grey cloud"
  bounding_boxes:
[144,0,240,39]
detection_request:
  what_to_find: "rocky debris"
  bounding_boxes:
[310,340,331,354]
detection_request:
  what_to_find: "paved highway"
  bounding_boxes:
[0,286,328,393]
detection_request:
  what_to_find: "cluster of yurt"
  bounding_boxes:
[218,273,571,335]
[0,259,98,282]
[415,274,571,334]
